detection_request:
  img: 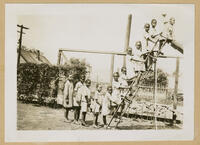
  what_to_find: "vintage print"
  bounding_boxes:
[5,4,194,141]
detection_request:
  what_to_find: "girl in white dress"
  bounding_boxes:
[111,72,122,113]
[119,66,129,97]
[112,72,130,121]
[102,86,112,127]
[73,75,85,124]
[63,74,74,122]
[56,72,66,106]
[77,79,91,126]
[92,84,103,127]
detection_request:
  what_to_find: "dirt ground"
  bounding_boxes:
[17,101,182,130]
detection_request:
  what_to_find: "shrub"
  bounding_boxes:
[17,60,88,107]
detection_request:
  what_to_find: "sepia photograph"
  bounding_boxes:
[4,4,194,142]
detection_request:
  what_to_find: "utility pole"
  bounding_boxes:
[17,24,29,67]
[123,14,132,67]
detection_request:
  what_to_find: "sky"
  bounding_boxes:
[14,4,194,89]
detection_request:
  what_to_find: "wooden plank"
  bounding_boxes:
[170,40,184,54]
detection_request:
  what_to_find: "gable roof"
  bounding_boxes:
[19,46,51,65]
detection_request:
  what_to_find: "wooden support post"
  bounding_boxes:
[97,73,99,83]
[60,51,68,63]
[110,54,115,84]
[123,14,132,67]
[57,50,62,66]
[17,24,29,67]
[153,60,158,130]
[173,57,180,110]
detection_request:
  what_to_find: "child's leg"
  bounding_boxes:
[159,39,165,50]
[112,106,119,121]
[82,112,86,122]
[64,107,73,123]
[95,113,99,125]
[110,106,114,115]
[81,112,89,126]
[76,106,81,121]
[143,54,148,71]
[119,102,125,118]
[74,107,77,121]
[135,71,139,84]
[149,52,154,66]
[65,107,70,120]
[145,53,154,71]
[115,106,118,118]
[93,112,96,125]
[103,115,107,125]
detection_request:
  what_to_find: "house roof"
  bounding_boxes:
[19,46,51,65]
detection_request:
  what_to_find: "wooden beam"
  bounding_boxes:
[158,55,183,59]
[60,48,182,59]
[123,14,132,67]
[110,54,115,84]
[60,51,68,63]
[59,48,126,56]
[57,50,62,66]
[17,24,29,30]
[173,57,180,110]
[17,31,25,34]
[153,60,158,130]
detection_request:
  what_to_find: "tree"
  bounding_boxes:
[140,69,168,87]
[63,58,90,85]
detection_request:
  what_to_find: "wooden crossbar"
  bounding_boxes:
[59,48,182,59]
[59,48,126,55]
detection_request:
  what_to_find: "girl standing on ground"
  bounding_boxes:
[102,86,112,128]
[63,74,74,123]
[77,79,91,126]
[92,84,103,128]
[73,74,85,124]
